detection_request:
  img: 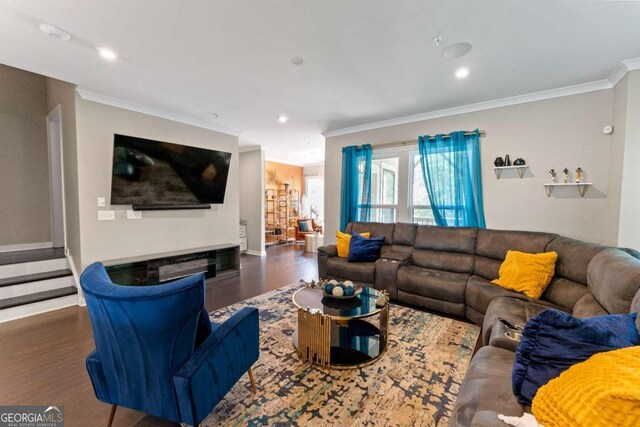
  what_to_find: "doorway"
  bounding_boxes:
[304,175,324,227]
[46,105,65,249]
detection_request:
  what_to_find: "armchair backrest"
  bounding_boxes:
[80,262,209,423]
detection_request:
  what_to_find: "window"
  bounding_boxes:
[409,152,435,225]
[359,157,399,223]
[355,149,434,225]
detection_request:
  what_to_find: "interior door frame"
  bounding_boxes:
[46,105,66,249]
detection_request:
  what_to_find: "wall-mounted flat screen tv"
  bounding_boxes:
[110,134,231,206]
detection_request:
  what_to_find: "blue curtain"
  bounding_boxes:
[418,130,486,228]
[340,144,372,231]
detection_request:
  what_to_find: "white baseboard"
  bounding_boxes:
[0,242,53,253]
[246,250,267,257]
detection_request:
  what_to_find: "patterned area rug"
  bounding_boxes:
[204,284,479,427]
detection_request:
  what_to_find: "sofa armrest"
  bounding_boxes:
[318,245,338,257]
[173,307,259,426]
[471,411,514,427]
[375,253,411,298]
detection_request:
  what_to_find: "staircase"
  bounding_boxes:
[0,248,78,323]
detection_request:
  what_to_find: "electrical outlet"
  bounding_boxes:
[98,210,115,221]
[127,210,142,220]
[97,197,106,207]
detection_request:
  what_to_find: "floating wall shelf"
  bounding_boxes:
[544,183,593,197]
[493,165,529,179]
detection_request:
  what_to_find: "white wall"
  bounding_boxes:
[239,148,265,255]
[75,97,239,268]
[324,89,618,246]
[617,70,640,250]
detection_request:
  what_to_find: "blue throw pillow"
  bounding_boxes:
[347,233,385,262]
[512,309,640,405]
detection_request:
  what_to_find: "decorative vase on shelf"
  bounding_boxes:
[513,158,526,166]
[504,155,511,166]
[494,157,505,167]
[549,169,557,183]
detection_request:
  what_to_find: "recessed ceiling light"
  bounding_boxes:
[277,115,288,123]
[442,42,472,59]
[455,67,470,79]
[97,47,118,61]
[291,57,304,66]
[39,23,71,41]
[209,113,219,118]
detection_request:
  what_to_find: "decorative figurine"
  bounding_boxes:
[549,169,557,183]
[504,154,512,166]
[575,167,583,183]
[494,157,505,167]
[513,158,526,166]
[563,168,570,183]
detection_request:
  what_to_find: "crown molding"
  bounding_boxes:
[323,79,612,138]
[76,89,241,137]
[239,145,263,153]
[608,56,640,87]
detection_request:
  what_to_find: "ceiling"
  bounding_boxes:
[1,1,640,165]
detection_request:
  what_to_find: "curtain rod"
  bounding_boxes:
[356,130,486,150]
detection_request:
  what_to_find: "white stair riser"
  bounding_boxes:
[0,276,76,299]
[0,294,78,323]
[0,258,69,280]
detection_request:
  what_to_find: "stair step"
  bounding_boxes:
[0,257,69,280]
[0,247,65,266]
[0,286,77,311]
[0,269,72,288]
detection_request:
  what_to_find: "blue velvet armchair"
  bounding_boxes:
[80,262,259,427]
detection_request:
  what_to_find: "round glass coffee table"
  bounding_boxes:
[292,285,389,369]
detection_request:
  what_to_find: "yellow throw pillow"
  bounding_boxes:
[336,231,370,257]
[491,250,558,299]
[532,346,640,427]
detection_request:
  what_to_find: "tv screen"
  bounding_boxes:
[110,134,231,205]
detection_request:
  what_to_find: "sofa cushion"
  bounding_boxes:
[466,275,531,317]
[397,265,468,303]
[450,346,523,427]
[482,297,562,346]
[411,249,475,274]
[541,276,590,312]
[414,225,478,253]
[546,236,607,285]
[587,248,640,314]
[572,293,608,318]
[392,222,417,246]
[347,222,395,245]
[336,231,370,257]
[512,310,640,405]
[474,229,556,280]
[397,291,466,317]
[325,257,375,284]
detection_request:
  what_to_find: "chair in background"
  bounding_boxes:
[295,218,323,242]
[80,262,259,427]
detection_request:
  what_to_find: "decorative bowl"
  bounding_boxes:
[321,280,362,300]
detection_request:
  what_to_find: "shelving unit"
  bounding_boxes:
[265,187,300,245]
[544,182,593,197]
[493,165,529,179]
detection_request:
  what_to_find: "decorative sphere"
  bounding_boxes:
[324,284,335,294]
[332,286,344,297]
[337,283,346,290]
[344,287,355,296]
[343,280,354,287]
[328,279,338,285]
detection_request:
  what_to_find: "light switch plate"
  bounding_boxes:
[127,210,142,220]
[98,210,115,221]
[97,197,106,207]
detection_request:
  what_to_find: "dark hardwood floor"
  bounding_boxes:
[0,244,317,427]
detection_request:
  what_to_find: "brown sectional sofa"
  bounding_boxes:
[317,222,640,427]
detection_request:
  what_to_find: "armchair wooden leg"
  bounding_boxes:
[107,405,117,427]
[247,368,257,394]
